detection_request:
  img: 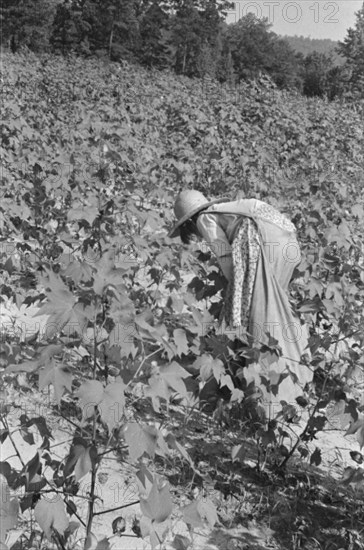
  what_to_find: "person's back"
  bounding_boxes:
[170,190,313,417]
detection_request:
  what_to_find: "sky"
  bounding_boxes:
[225,1,363,40]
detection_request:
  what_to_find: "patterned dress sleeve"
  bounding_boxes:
[196,212,233,281]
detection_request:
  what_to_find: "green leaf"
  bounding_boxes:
[0,430,9,444]
[19,427,35,446]
[182,500,204,529]
[310,447,322,466]
[99,381,125,432]
[74,446,96,482]
[197,498,218,528]
[257,428,276,448]
[325,222,352,249]
[62,259,93,284]
[34,499,69,541]
[76,380,104,420]
[0,462,12,481]
[38,357,73,404]
[325,282,345,307]
[0,478,18,545]
[92,249,131,295]
[67,206,99,225]
[35,270,88,339]
[64,437,88,478]
[123,423,164,462]
[136,464,154,495]
[297,299,323,314]
[140,475,173,523]
[196,354,224,383]
[172,534,191,550]
[5,360,39,374]
[6,344,63,374]
[182,497,218,530]
[139,516,170,550]
[173,328,189,356]
[108,325,138,358]
[341,467,364,491]
[165,433,194,468]
[84,532,98,550]
[159,361,190,394]
[147,361,189,409]
[231,444,246,463]
[346,417,364,449]
[135,315,177,359]
[23,452,41,487]
[350,451,363,464]
[20,416,52,440]
[108,293,135,326]
[188,308,214,336]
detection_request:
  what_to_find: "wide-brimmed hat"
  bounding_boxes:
[169,190,228,238]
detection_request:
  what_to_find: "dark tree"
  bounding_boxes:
[337,2,364,96]
[1,0,56,52]
[301,52,333,97]
[138,1,173,68]
[222,15,301,88]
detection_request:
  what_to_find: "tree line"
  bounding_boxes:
[1,0,364,100]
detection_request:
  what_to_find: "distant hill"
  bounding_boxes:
[281,35,346,65]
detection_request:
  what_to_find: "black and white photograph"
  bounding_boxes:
[1,1,364,548]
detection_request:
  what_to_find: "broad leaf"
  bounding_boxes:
[76,380,104,420]
[310,447,322,466]
[165,434,194,468]
[108,325,138,358]
[346,417,364,449]
[182,500,204,529]
[62,259,93,283]
[99,382,126,432]
[64,438,97,481]
[140,475,173,523]
[182,498,217,530]
[0,478,18,544]
[64,438,88,478]
[23,452,41,487]
[34,499,69,541]
[139,516,170,550]
[123,423,162,462]
[38,357,73,404]
[6,344,63,374]
[67,206,99,225]
[173,328,189,356]
[35,270,88,339]
[147,362,189,408]
[92,249,130,295]
[74,446,96,482]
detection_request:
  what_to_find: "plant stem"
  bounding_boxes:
[85,460,97,539]
[126,346,163,387]
[94,500,140,516]
[279,370,330,469]
[85,322,100,542]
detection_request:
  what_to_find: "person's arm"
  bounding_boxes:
[196,212,233,281]
[210,198,261,216]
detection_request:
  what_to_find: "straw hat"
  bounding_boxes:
[169,190,228,238]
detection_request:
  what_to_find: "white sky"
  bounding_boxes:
[225,1,363,40]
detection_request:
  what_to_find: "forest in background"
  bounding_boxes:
[283,35,345,65]
[1,0,364,100]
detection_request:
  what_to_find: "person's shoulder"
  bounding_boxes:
[207,198,259,214]
[206,201,231,211]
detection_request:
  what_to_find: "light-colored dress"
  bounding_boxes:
[196,199,313,416]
